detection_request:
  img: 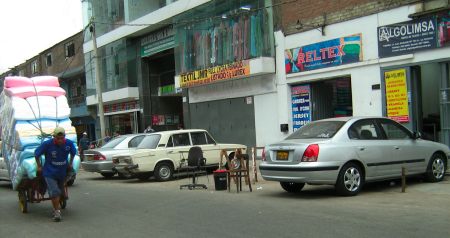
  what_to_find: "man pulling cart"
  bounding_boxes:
[32,126,76,222]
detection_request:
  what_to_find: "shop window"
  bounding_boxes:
[175,1,274,74]
[46,53,52,67]
[65,42,75,57]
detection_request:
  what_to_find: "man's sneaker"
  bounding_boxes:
[52,210,62,222]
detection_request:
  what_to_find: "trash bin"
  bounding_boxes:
[213,169,228,191]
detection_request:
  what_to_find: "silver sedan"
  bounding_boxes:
[81,134,146,178]
[260,117,449,196]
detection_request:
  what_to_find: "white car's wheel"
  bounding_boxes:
[154,162,174,182]
[425,153,446,182]
[336,163,364,196]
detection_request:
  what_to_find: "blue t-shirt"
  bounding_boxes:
[35,139,77,180]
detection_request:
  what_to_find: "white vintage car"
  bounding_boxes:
[112,129,246,181]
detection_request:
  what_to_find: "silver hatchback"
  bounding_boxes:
[260,117,449,196]
[81,134,146,178]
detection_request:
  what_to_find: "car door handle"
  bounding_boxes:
[167,151,174,154]
[358,147,366,151]
[394,146,400,150]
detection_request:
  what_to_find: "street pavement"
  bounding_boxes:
[0,169,449,238]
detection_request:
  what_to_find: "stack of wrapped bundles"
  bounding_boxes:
[0,76,81,190]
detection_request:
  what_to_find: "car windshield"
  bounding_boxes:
[287,121,346,139]
[137,134,161,149]
[101,136,127,148]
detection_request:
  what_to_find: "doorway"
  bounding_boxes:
[291,77,353,131]
[382,62,450,145]
[143,49,183,131]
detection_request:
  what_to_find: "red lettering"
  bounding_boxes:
[320,48,327,59]
[328,47,336,58]
[338,45,345,56]
[305,51,313,62]
[313,50,321,61]
[297,52,305,63]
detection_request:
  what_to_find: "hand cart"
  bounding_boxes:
[17,172,74,213]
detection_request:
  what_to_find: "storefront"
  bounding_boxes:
[173,1,278,147]
[139,25,183,131]
[378,12,450,145]
[291,77,353,131]
[278,4,450,147]
[284,34,362,131]
[103,101,140,135]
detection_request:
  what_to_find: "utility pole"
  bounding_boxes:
[90,18,106,144]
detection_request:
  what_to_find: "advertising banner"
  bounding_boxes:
[285,34,362,74]
[378,17,437,58]
[291,85,311,131]
[385,69,409,123]
[180,60,250,88]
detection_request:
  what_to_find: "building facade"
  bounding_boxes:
[82,0,279,147]
[82,0,211,138]
[82,0,450,148]
[1,31,93,142]
[275,0,450,146]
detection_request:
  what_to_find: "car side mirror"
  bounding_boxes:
[412,132,421,139]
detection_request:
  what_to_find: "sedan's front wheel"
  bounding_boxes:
[425,153,446,182]
[336,163,364,196]
[280,182,305,193]
[154,162,174,182]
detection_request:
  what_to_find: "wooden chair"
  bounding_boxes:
[224,149,252,193]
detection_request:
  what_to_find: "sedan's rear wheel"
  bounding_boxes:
[154,162,174,182]
[280,182,305,193]
[425,153,446,182]
[336,163,364,196]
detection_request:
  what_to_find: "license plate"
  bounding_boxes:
[276,151,289,160]
[86,155,94,161]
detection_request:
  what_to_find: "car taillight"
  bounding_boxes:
[301,144,319,162]
[262,148,266,161]
[93,154,106,161]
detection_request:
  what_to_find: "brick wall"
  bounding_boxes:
[274,0,422,35]
[40,31,85,77]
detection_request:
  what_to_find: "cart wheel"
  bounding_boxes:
[60,196,67,209]
[18,191,28,213]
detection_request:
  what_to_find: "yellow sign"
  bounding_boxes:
[180,60,250,88]
[385,69,409,123]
